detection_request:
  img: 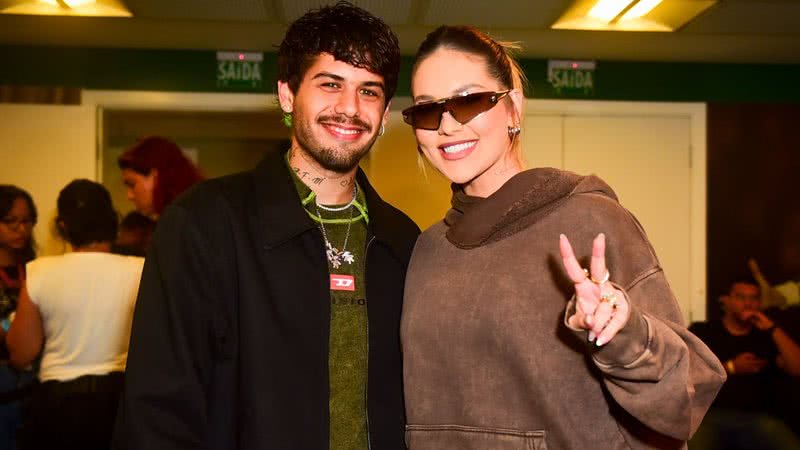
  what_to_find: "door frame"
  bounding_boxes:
[83,89,278,182]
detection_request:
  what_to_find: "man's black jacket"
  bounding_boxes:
[113,149,420,449]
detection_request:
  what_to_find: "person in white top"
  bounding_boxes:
[7,179,143,450]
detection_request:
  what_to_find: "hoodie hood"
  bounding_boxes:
[444,168,617,249]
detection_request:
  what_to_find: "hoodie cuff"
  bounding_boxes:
[563,286,651,367]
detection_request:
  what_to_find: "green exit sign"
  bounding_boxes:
[548,60,596,96]
[216,51,264,90]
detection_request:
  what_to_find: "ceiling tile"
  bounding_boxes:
[281,0,411,25]
[128,0,272,22]
[422,0,570,29]
[682,0,800,34]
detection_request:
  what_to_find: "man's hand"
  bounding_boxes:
[731,352,768,374]
[741,310,776,332]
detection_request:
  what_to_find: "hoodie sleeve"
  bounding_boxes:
[564,192,726,441]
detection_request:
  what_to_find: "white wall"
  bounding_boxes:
[0,104,96,255]
[521,100,707,323]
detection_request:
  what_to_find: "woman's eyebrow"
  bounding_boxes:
[413,83,490,103]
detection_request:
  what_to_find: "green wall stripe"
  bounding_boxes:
[1,45,799,102]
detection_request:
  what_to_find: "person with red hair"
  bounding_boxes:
[117,136,204,218]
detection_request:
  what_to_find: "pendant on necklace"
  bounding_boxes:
[330,274,355,291]
[325,241,355,269]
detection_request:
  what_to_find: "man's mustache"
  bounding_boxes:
[318,114,371,131]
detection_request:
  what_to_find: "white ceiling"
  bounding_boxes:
[1,0,799,63]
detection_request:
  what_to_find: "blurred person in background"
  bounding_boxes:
[690,276,800,449]
[118,136,204,219]
[748,211,800,315]
[0,185,37,450]
[112,211,156,257]
[7,179,144,450]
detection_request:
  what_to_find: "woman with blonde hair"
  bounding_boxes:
[400,25,726,449]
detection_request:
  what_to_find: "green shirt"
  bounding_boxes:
[288,160,370,450]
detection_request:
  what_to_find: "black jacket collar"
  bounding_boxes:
[252,149,416,261]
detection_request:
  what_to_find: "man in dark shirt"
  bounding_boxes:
[112,3,419,449]
[689,277,800,449]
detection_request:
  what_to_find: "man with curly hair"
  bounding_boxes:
[113,3,418,449]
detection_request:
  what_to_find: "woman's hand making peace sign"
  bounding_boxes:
[559,233,630,346]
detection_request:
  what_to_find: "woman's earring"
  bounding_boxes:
[507,125,521,139]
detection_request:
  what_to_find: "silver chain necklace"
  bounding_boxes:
[315,185,357,269]
[316,184,357,212]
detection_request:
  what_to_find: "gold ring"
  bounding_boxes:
[583,269,610,285]
[599,292,618,308]
[591,271,610,285]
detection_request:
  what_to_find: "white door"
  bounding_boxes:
[521,101,705,323]
[562,115,694,323]
[0,104,96,255]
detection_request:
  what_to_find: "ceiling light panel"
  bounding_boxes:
[1,0,132,16]
[587,0,632,21]
[62,0,96,7]
[619,0,662,21]
[423,0,567,28]
[552,0,717,32]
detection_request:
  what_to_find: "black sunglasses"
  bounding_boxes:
[402,90,511,131]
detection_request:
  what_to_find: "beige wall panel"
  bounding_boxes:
[563,115,693,322]
[0,104,96,256]
[522,115,564,170]
[362,111,451,231]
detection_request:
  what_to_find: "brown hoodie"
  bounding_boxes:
[401,168,725,450]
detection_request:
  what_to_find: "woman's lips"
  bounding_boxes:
[438,140,477,160]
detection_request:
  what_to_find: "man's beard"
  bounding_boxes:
[293,113,378,173]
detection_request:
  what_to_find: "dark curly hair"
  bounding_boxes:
[56,179,118,248]
[277,1,400,103]
[0,185,37,263]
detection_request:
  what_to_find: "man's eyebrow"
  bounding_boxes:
[362,81,385,91]
[311,72,345,81]
[311,73,384,92]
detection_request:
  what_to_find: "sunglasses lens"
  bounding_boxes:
[449,92,496,124]
[404,102,444,130]
[402,91,507,130]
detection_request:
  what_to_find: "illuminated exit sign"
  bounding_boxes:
[216,51,264,90]
[548,60,596,96]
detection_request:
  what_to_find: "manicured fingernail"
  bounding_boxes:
[560,234,566,240]
[596,338,605,346]
[588,331,596,342]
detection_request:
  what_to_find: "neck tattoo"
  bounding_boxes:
[290,148,355,188]
[316,184,358,269]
